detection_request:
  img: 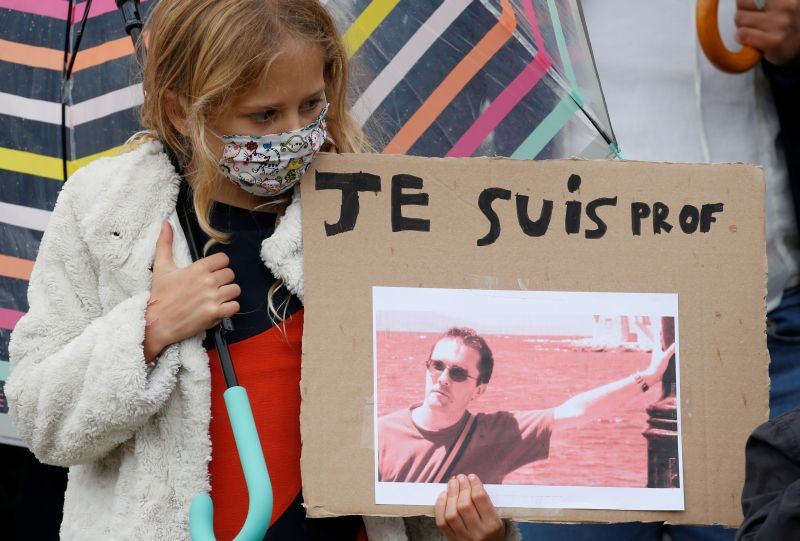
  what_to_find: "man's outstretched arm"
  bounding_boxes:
[552,340,675,431]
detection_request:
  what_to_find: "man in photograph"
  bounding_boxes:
[377,326,674,484]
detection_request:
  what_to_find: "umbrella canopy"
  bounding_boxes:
[0,0,617,445]
[331,0,616,159]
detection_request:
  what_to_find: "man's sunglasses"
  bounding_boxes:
[426,359,477,383]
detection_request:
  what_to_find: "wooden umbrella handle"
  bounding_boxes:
[696,0,761,73]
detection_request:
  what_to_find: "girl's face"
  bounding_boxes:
[212,39,327,138]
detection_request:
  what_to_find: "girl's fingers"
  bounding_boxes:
[455,474,482,528]
[468,474,501,524]
[153,221,176,272]
[220,300,240,319]
[443,477,468,537]
[435,475,505,540]
[218,283,241,302]
[200,252,230,272]
[212,267,236,286]
[469,475,506,541]
[435,491,457,540]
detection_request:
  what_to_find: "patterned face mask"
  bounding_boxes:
[216,103,329,197]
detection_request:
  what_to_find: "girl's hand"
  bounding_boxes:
[143,222,240,362]
[435,474,505,541]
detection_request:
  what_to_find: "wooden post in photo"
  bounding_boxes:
[644,317,680,488]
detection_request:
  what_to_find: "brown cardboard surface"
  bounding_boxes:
[299,153,768,527]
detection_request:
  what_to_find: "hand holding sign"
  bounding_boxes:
[435,474,505,541]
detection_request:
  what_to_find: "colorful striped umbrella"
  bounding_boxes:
[0,0,617,445]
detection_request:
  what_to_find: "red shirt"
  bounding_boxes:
[208,311,304,539]
[378,406,554,484]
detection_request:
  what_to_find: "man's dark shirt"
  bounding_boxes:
[737,408,800,540]
[379,406,553,484]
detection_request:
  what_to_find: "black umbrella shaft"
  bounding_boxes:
[116,0,142,34]
[212,327,238,388]
[116,0,146,66]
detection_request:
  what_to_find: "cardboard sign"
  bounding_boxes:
[300,153,768,527]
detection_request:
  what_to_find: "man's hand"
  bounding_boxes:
[642,338,676,383]
[143,221,241,362]
[435,474,505,541]
[553,320,676,429]
[735,0,800,66]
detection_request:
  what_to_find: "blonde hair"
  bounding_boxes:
[138,0,365,241]
[135,0,366,320]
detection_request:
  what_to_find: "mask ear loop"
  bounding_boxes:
[253,196,291,211]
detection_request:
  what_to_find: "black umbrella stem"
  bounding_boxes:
[116,0,146,66]
[212,325,238,388]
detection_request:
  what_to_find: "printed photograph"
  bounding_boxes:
[373,287,683,511]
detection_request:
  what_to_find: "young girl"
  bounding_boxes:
[7,1,513,539]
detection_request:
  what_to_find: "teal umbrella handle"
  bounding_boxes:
[190,386,273,541]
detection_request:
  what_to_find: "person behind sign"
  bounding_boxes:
[734,5,800,541]
[736,406,800,540]
[378,326,675,485]
[520,1,799,541]
[4,1,516,540]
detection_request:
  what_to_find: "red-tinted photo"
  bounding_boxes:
[373,288,683,511]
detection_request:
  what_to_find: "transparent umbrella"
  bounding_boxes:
[327,0,618,160]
